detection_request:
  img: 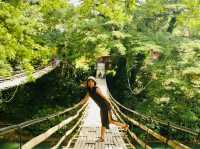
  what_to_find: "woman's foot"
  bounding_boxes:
[95,137,104,142]
[122,124,129,131]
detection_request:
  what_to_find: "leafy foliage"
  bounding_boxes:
[0,0,200,143]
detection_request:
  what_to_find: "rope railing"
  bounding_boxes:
[65,124,82,148]
[123,133,137,149]
[108,91,198,136]
[109,95,191,149]
[21,101,88,149]
[0,97,87,136]
[110,99,152,149]
[51,105,87,149]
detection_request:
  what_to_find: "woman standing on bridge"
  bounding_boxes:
[86,76,129,142]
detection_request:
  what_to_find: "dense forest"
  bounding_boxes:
[0,0,200,146]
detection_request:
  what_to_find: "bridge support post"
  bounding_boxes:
[145,118,151,148]
[164,122,170,149]
[197,132,200,143]
[17,125,22,149]
[144,129,148,149]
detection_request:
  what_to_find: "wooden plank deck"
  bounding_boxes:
[65,79,128,149]
[69,126,127,149]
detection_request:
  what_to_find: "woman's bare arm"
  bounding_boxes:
[81,92,89,104]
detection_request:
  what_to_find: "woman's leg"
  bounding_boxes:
[99,110,106,141]
[100,126,106,139]
[108,111,128,129]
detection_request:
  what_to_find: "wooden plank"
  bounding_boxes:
[85,127,95,149]
[75,136,87,149]
[73,126,128,149]
[75,127,87,149]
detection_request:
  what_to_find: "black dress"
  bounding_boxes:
[88,86,113,129]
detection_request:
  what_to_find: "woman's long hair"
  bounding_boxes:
[86,79,96,92]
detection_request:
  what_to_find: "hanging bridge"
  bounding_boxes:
[0,60,60,91]
[0,67,199,149]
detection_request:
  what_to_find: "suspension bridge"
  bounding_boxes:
[0,60,60,91]
[0,65,199,149]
